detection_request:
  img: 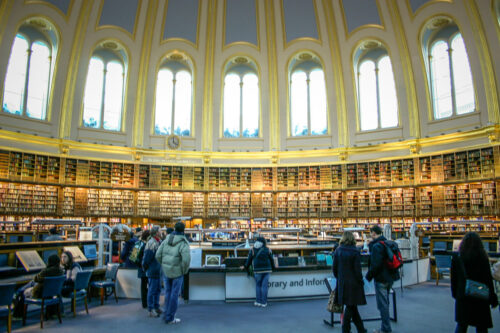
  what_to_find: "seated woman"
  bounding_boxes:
[61,251,82,297]
[13,254,63,317]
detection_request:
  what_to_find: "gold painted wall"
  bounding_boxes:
[0,0,498,166]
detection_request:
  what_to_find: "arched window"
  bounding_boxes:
[357,54,398,131]
[223,62,259,138]
[428,30,475,119]
[154,61,192,136]
[82,49,125,131]
[2,30,53,120]
[290,58,327,136]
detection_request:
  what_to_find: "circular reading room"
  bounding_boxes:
[0,0,499,332]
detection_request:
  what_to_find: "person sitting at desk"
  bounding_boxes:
[45,228,63,241]
[13,254,63,317]
[61,251,82,297]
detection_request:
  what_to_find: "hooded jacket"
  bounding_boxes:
[156,232,191,279]
[244,241,275,274]
[142,236,162,278]
[366,235,400,284]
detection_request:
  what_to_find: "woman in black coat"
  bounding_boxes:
[451,232,498,333]
[333,231,367,333]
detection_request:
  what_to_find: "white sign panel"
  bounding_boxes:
[226,270,332,300]
[190,248,202,268]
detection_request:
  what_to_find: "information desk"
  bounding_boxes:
[187,258,430,302]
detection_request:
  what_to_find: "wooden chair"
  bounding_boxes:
[0,283,16,333]
[24,275,65,329]
[90,263,119,305]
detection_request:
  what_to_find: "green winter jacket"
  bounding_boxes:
[155,233,191,279]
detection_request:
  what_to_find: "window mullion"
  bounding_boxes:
[239,79,244,137]
[428,54,436,118]
[100,67,107,129]
[375,66,381,129]
[22,47,33,116]
[447,45,457,116]
[306,75,311,135]
[172,76,177,135]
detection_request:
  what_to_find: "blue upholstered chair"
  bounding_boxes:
[23,275,65,329]
[90,263,119,305]
[0,283,16,333]
[69,270,93,317]
[435,254,452,285]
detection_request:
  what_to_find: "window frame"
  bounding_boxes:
[356,52,399,132]
[427,31,476,120]
[82,53,125,132]
[2,32,53,120]
[222,66,260,138]
[289,61,328,137]
[153,61,193,137]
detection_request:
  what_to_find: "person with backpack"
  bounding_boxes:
[130,229,150,309]
[156,222,191,324]
[242,237,275,307]
[451,232,498,333]
[120,230,138,268]
[365,225,400,333]
[333,231,367,333]
[142,226,163,317]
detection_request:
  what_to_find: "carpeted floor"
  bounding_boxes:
[5,281,500,333]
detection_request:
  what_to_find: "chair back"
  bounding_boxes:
[41,276,65,298]
[74,270,93,291]
[104,263,119,281]
[0,283,16,306]
[435,255,452,269]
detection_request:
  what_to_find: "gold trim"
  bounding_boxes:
[493,0,500,43]
[389,0,421,138]
[23,0,75,22]
[59,0,93,139]
[160,0,201,49]
[279,0,322,49]
[201,0,217,151]
[95,0,142,41]
[0,0,14,47]
[150,50,197,138]
[0,126,497,166]
[132,0,158,147]
[78,38,131,133]
[464,0,500,124]
[218,54,263,139]
[404,0,454,21]
[323,0,348,147]
[264,0,280,150]
[222,0,260,51]
[338,0,385,39]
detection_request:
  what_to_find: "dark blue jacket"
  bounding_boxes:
[142,237,162,278]
[333,244,366,306]
[121,236,138,268]
[366,236,400,284]
[245,246,275,273]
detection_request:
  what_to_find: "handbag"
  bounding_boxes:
[326,289,343,313]
[459,255,490,301]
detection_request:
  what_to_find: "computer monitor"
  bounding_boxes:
[278,257,299,267]
[433,241,447,251]
[83,244,97,260]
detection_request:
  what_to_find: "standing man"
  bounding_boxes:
[365,225,399,333]
[142,226,162,317]
[156,222,191,325]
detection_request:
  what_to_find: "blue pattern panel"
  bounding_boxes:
[225,0,257,46]
[37,0,71,15]
[283,0,318,43]
[342,0,381,33]
[163,0,199,44]
[98,0,139,35]
[409,0,432,13]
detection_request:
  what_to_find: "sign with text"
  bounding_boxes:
[226,270,332,300]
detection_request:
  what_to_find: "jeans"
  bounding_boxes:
[147,277,161,311]
[455,324,487,333]
[254,273,270,305]
[163,276,184,322]
[141,277,148,309]
[375,282,392,333]
[343,305,366,333]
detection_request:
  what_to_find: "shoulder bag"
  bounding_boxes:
[459,255,490,301]
[326,289,343,313]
